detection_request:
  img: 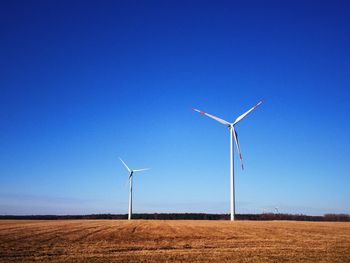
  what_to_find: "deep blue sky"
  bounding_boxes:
[1,0,349,215]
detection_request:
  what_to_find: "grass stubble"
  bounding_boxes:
[0,219,349,262]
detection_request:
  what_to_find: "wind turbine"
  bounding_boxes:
[119,158,150,220]
[192,100,263,221]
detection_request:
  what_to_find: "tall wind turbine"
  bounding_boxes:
[119,158,150,220]
[192,100,263,221]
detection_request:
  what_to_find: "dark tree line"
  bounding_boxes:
[0,213,349,221]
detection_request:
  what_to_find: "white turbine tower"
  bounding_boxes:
[193,100,263,221]
[119,158,150,220]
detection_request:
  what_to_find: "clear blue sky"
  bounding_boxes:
[1,0,349,215]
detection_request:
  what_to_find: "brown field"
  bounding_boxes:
[0,220,349,262]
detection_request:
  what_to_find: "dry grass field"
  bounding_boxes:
[0,220,349,262]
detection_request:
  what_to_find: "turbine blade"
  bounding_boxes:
[133,168,150,172]
[233,100,264,125]
[119,157,131,173]
[233,128,244,170]
[192,108,231,126]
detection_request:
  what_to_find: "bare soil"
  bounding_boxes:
[0,220,349,262]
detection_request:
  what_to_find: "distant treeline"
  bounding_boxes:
[0,213,349,221]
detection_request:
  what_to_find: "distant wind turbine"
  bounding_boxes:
[193,100,263,221]
[119,158,150,220]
